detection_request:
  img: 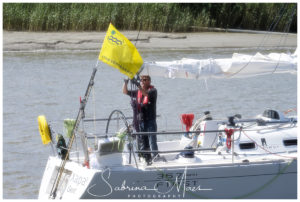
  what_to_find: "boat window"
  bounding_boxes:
[283,139,297,146]
[262,110,280,119]
[239,142,256,150]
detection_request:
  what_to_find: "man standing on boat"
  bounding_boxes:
[123,75,158,165]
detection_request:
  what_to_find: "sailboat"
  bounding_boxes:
[37,22,297,199]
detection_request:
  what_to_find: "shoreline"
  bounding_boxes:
[3,31,297,52]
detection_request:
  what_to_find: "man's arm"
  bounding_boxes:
[130,78,148,96]
[122,79,129,95]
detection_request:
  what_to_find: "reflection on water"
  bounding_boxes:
[3,48,297,199]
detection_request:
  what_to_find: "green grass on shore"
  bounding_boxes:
[3,3,297,33]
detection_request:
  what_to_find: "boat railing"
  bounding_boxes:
[80,115,297,167]
[84,117,297,139]
[84,130,214,139]
[83,115,161,122]
[136,147,216,154]
[83,116,296,129]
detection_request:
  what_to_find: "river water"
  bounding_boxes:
[3,47,297,199]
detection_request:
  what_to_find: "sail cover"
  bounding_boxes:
[140,51,297,79]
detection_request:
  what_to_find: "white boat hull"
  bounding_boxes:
[39,156,297,199]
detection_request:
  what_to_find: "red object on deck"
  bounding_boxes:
[84,160,90,169]
[181,114,194,131]
[224,128,234,149]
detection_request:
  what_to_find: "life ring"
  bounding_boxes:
[38,115,51,145]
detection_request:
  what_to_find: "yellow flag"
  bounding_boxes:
[99,23,143,79]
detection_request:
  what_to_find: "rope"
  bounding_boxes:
[257,4,288,48]
[241,130,296,159]
[271,5,297,74]
[134,22,142,47]
[228,4,292,78]
[234,158,295,199]
[284,107,297,114]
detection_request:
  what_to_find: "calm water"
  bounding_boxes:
[3,48,297,199]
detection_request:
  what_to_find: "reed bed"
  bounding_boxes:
[3,3,297,32]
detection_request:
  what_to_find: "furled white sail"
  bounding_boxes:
[140,51,297,79]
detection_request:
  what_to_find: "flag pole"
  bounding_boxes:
[49,66,97,199]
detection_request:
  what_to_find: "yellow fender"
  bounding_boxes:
[38,115,51,145]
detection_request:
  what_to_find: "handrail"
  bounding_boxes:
[136,148,216,154]
[84,116,134,122]
[132,130,216,136]
[83,115,161,122]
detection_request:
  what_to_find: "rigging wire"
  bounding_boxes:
[256,4,288,50]
[228,4,292,78]
[271,5,297,74]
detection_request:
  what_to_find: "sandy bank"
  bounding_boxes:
[3,31,297,52]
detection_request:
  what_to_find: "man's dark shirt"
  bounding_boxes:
[127,88,157,121]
